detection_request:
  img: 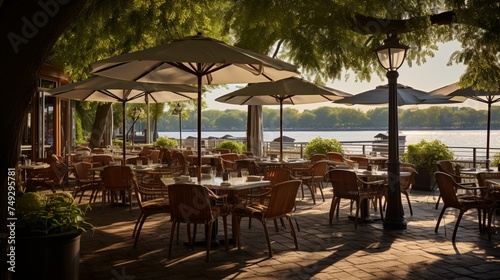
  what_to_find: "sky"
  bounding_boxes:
[202,41,484,112]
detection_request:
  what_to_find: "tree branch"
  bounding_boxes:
[347,11,455,35]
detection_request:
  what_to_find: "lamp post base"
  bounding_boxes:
[383,218,407,230]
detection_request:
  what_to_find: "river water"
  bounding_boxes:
[158,129,500,149]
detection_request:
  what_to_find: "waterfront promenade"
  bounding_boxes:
[78,186,499,279]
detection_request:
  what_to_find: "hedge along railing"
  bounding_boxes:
[263,140,500,167]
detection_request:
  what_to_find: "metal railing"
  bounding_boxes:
[263,140,500,168]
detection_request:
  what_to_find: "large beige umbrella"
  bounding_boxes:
[91,33,299,180]
[49,76,198,161]
[215,77,351,160]
[430,82,500,168]
[335,84,466,106]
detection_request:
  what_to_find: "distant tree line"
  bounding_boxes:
[123,105,500,133]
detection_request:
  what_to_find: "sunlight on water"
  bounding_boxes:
[159,130,500,148]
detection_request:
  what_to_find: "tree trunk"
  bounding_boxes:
[0,1,87,279]
[89,103,112,149]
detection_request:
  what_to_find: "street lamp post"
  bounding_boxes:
[375,30,409,230]
[172,103,182,148]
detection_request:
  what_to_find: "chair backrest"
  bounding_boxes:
[220,153,239,162]
[476,171,500,187]
[476,171,500,196]
[347,156,368,169]
[265,180,301,219]
[168,184,214,223]
[400,166,417,192]
[434,172,462,207]
[312,160,329,176]
[327,152,345,163]
[92,155,115,166]
[220,153,239,171]
[150,150,161,163]
[327,169,360,196]
[103,166,134,190]
[264,167,291,186]
[309,154,327,163]
[74,162,93,182]
[215,148,231,154]
[50,159,68,186]
[436,160,456,174]
[134,181,168,210]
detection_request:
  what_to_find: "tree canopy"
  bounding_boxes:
[2,1,499,278]
[50,0,500,90]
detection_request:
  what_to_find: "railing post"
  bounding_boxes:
[472,148,477,166]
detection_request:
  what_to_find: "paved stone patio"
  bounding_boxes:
[78,186,499,279]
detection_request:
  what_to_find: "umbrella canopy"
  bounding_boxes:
[48,76,198,161]
[215,77,351,160]
[430,82,500,168]
[91,33,299,180]
[335,84,466,106]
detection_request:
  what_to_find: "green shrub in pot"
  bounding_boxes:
[304,137,343,158]
[403,139,454,173]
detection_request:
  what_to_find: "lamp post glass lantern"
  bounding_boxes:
[376,30,409,230]
[172,104,182,148]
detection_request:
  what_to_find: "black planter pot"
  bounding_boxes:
[14,232,81,280]
[413,168,435,191]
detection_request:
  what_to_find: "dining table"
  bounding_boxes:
[18,162,51,184]
[161,176,271,246]
[354,169,411,223]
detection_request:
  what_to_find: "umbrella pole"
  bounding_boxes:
[197,74,202,181]
[146,94,150,144]
[486,102,491,169]
[122,101,126,165]
[280,100,283,161]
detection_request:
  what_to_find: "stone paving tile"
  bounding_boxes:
[76,187,500,279]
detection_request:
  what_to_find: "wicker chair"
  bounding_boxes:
[327,169,385,229]
[434,172,494,242]
[382,166,417,216]
[233,180,302,258]
[327,152,355,168]
[293,160,328,204]
[167,183,229,261]
[132,180,170,248]
[435,160,477,209]
[102,166,134,211]
[73,162,102,203]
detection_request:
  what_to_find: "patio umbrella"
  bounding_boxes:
[430,82,500,168]
[48,76,198,162]
[335,83,466,106]
[91,33,299,180]
[215,77,351,160]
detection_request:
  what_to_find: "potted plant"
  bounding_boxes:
[216,140,246,154]
[154,136,178,148]
[15,191,93,280]
[403,139,454,190]
[304,137,344,158]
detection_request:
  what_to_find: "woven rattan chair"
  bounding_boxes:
[73,161,102,203]
[233,180,302,258]
[167,183,229,261]
[132,180,170,248]
[293,160,328,204]
[327,169,385,229]
[383,166,417,216]
[102,165,134,212]
[435,160,477,209]
[434,172,494,242]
